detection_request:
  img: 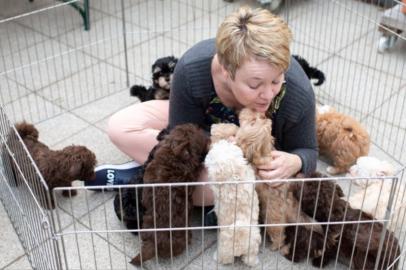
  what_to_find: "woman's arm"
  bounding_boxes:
[258,91,318,179]
[282,101,318,175]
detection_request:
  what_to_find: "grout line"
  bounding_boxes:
[360,84,405,122]
[0,253,29,270]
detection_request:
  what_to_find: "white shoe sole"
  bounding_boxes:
[95,161,140,172]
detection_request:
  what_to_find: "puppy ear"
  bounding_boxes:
[168,61,176,68]
[69,162,83,178]
[153,66,161,74]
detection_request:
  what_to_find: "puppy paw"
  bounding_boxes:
[242,254,259,267]
[280,245,290,256]
[326,166,340,175]
[130,255,142,266]
[270,242,279,251]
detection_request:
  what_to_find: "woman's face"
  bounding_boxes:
[225,57,285,113]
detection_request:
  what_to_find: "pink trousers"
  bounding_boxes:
[107,100,213,206]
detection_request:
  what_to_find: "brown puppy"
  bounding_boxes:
[316,105,370,175]
[14,121,96,209]
[131,124,209,266]
[292,172,400,269]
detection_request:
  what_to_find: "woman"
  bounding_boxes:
[104,6,317,207]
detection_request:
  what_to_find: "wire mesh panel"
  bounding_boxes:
[0,0,406,269]
[0,107,61,269]
[50,171,406,270]
[282,0,406,166]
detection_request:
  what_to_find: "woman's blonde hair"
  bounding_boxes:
[216,6,292,79]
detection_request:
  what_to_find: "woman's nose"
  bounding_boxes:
[259,88,274,100]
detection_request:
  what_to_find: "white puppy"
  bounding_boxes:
[347,156,405,231]
[204,140,261,266]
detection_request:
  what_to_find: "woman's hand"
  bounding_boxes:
[256,151,302,186]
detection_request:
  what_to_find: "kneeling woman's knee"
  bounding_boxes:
[107,112,127,145]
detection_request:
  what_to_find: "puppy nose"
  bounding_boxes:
[165,77,170,82]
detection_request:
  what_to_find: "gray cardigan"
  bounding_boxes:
[169,39,318,175]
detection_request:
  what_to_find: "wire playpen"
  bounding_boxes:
[0,0,405,269]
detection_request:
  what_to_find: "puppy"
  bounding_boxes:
[113,129,169,234]
[205,139,260,266]
[316,105,370,175]
[14,121,96,209]
[292,172,400,269]
[131,124,209,266]
[236,108,321,255]
[347,157,405,232]
[293,54,325,86]
[130,56,178,102]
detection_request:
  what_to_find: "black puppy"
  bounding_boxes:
[293,54,325,86]
[130,56,178,102]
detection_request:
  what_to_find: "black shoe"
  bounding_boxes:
[86,161,141,191]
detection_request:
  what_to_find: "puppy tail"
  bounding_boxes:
[292,54,325,86]
[311,69,325,86]
[130,85,149,102]
[15,121,39,141]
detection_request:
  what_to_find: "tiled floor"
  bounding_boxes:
[0,0,405,269]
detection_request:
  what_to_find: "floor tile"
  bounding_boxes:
[123,0,200,32]
[3,93,64,123]
[0,21,48,58]
[0,0,55,18]
[179,0,229,13]
[57,13,148,61]
[16,3,104,38]
[108,35,188,83]
[55,223,137,270]
[363,88,406,165]
[0,202,26,268]
[3,255,32,270]
[90,0,145,16]
[71,89,135,124]
[37,62,128,111]
[33,113,90,146]
[0,75,31,105]
[5,43,98,91]
[78,197,141,258]
[289,0,380,54]
[167,12,222,47]
[338,30,406,80]
[315,56,403,120]
[52,123,131,164]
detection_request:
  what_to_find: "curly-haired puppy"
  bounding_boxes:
[130,56,178,102]
[292,172,400,269]
[285,173,342,265]
[293,54,325,86]
[205,139,261,266]
[316,105,370,175]
[347,157,405,232]
[113,129,169,234]
[15,121,97,209]
[131,124,209,266]
[237,108,322,255]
